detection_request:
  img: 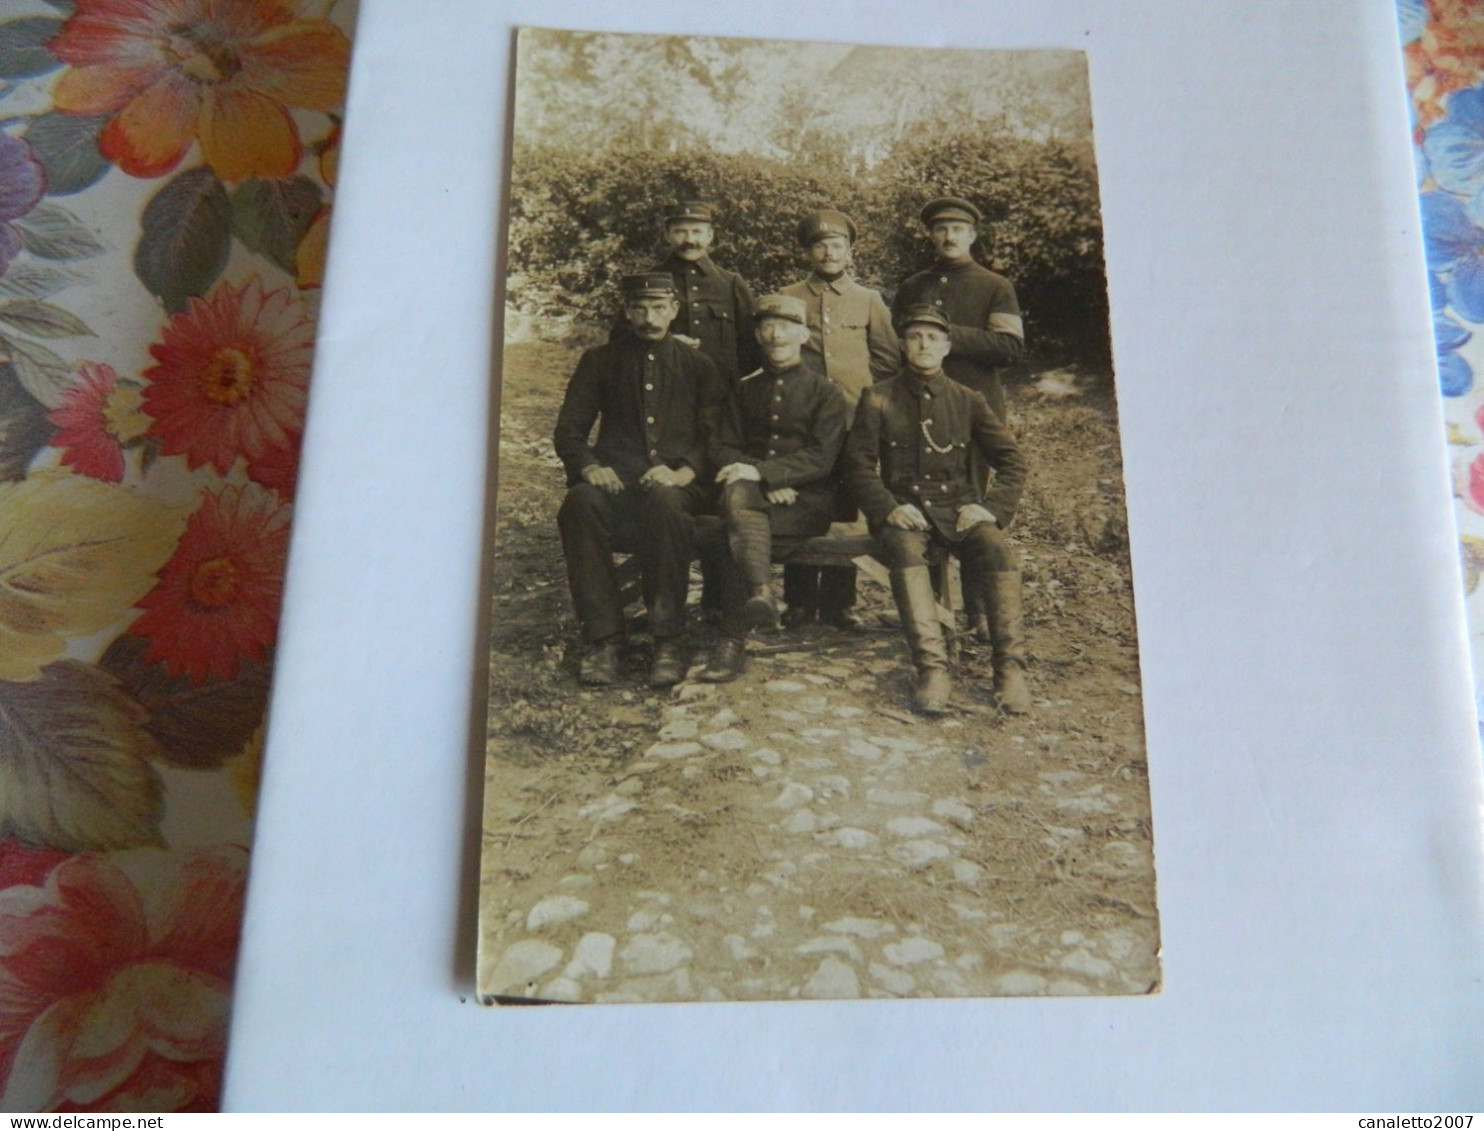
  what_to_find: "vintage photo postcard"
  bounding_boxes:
[479,27,1158,1004]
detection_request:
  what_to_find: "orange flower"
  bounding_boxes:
[129,482,290,683]
[49,0,350,182]
[143,277,312,474]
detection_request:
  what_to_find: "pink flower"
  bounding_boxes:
[0,846,245,1112]
[47,363,149,483]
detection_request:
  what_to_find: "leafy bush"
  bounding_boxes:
[507,128,1109,361]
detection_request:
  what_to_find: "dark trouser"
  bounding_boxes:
[715,480,827,636]
[556,481,706,643]
[782,563,857,614]
[876,521,1015,575]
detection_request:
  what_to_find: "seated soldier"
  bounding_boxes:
[699,294,848,682]
[553,273,722,688]
[845,304,1031,715]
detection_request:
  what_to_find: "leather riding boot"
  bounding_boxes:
[891,565,951,715]
[985,571,1032,714]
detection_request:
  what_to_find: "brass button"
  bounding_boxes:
[647,416,655,424]
[645,383,654,390]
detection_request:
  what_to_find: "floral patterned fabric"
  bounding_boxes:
[0,0,354,1112]
[1406,1,1484,734]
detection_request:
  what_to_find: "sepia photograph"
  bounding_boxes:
[478,26,1159,1005]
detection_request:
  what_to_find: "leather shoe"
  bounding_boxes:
[914,668,952,715]
[781,603,817,629]
[742,586,779,630]
[648,639,688,688]
[969,613,991,643]
[700,636,746,682]
[578,640,619,686]
[820,607,863,631]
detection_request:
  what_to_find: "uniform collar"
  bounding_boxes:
[934,256,979,274]
[762,359,805,379]
[806,272,849,295]
[666,252,721,279]
[903,369,948,397]
[623,328,674,350]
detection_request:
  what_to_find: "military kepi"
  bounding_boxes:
[796,209,857,246]
[754,293,808,325]
[896,303,952,333]
[664,200,715,224]
[920,196,983,227]
[621,272,677,299]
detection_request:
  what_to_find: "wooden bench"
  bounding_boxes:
[613,517,959,650]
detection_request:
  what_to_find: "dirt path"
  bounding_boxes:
[478,341,1159,1004]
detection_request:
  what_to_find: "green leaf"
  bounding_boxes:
[0,362,53,481]
[0,661,165,852]
[134,167,231,313]
[0,332,70,407]
[230,176,323,274]
[100,635,270,769]
[0,18,63,79]
[13,202,105,260]
[0,299,90,339]
[0,261,78,301]
[23,112,110,196]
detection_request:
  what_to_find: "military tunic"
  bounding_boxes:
[553,332,722,643]
[781,274,899,410]
[711,359,847,537]
[554,332,722,487]
[847,369,1026,541]
[892,259,1024,421]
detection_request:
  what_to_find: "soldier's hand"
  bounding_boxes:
[765,487,798,506]
[716,462,762,485]
[581,464,624,494]
[640,464,694,490]
[886,504,929,531]
[673,334,702,349]
[955,504,997,533]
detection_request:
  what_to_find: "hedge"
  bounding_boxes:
[506,131,1110,360]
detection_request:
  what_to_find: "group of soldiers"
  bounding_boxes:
[550,197,1031,716]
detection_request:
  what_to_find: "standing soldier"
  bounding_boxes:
[700,294,847,682]
[778,208,899,630]
[846,305,1030,715]
[555,274,722,688]
[626,200,761,387]
[893,196,1026,640]
[624,199,761,620]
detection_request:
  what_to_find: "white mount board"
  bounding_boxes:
[225,0,1484,1110]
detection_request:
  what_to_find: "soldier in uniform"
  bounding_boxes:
[620,200,760,387]
[699,294,848,682]
[892,196,1027,641]
[778,208,899,630]
[554,273,723,688]
[846,304,1031,715]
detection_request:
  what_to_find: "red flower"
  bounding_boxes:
[47,363,149,483]
[0,847,245,1112]
[143,277,312,475]
[129,482,290,682]
[49,0,350,182]
[244,429,301,499]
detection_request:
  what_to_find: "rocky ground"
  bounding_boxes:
[478,340,1159,1005]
